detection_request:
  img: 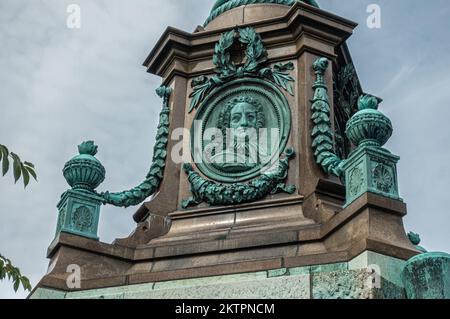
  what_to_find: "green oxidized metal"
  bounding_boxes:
[56,86,172,240]
[57,141,105,240]
[63,141,106,192]
[182,148,296,208]
[343,95,400,206]
[56,190,102,240]
[310,57,344,177]
[345,95,393,148]
[343,146,400,205]
[189,27,295,113]
[206,0,320,26]
[333,62,359,159]
[191,77,292,183]
[407,232,428,253]
[100,86,172,207]
[402,252,450,299]
[184,27,296,208]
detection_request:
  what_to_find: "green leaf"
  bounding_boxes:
[26,166,37,181]
[20,276,31,291]
[10,152,20,161]
[149,178,159,187]
[286,82,294,96]
[1,147,9,176]
[0,144,8,157]
[24,161,35,168]
[21,163,30,188]
[13,279,20,292]
[189,81,212,113]
[13,157,22,184]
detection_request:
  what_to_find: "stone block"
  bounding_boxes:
[29,288,66,299]
[125,275,311,299]
[349,251,406,287]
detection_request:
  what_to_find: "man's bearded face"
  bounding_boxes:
[229,102,257,139]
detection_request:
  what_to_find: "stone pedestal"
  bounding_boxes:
[30,251,406,299]
[343,147,400,207]
[56,190,102,240]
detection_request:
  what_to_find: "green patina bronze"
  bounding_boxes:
[407,232,428,253]
[184,27,296,208]
[310,58,345,177]
[189,27,295,113]
[191,77,292,183]
[345,95,393,148]
[56,87,172,239]
[63,141,105,192]
[402,252,450,299]
[182,148,296,209]
[57,141,105,240]
[56,190,103,240]
[100,86,172,207]
[333,63,359,159]
[343,95,400,206]
[206,0,320,26]
[311,58,400,206]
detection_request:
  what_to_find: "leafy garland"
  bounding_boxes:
[100,86,172,207]
[189,27,295,113]
[311,58,345,176]
[182,148,296,208]
[204,0,320,26]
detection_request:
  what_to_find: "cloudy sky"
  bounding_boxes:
[0,0,449,299]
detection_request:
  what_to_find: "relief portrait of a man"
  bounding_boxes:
[206,96,270,173]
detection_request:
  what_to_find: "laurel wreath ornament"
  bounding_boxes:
[183,27,297,209]
[182,148,296,208]
[189,27,295,113]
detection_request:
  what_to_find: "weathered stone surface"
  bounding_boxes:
[42,270,310,299]
[31,252,410,299]
[312,269,374,299]
[128,276,310,299]
[311,269,404,299]
[310,253,407,299]
[349,251,406,287]
[29,288,66,300]
[311,262,347,273]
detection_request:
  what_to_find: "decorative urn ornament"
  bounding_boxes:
[63,141,106,192]
[343,95,400,205]
[345,95,393,148]
[55,141,105,240]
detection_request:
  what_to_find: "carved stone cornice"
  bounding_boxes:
[143,2,357,80]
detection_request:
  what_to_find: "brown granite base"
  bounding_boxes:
[33,192,418,294]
